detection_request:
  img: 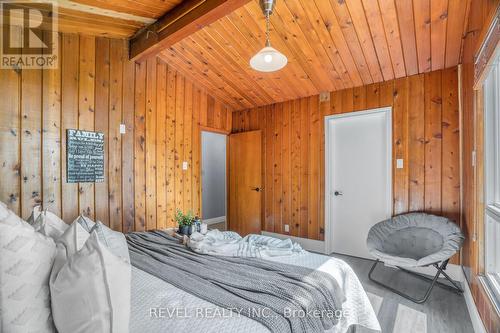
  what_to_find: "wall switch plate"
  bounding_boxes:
[396,159,404,169]
[182,161,188,170]
[284,224,290,232]
[119,124,126,134]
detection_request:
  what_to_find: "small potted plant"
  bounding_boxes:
[175,209,195,235]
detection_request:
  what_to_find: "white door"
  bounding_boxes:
[325,108,392,259]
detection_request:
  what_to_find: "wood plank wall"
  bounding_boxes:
[461,0,500,331]
[0,32,232,231]
[232,68,460,251]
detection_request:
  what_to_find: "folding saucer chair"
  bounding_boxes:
[366,213,464,304]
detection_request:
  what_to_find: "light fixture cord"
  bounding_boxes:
[265,12,271,47]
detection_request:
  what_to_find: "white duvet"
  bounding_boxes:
[187,230,305,258]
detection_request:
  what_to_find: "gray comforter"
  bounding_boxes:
[126,231,346,333]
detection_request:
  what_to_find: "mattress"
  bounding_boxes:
[130,251,380,333]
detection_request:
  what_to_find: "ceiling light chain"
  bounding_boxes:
[249,0,287,72]
[265,12,271,47]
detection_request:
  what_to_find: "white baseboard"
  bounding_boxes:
[203,216,226,226]
[261,231,326,253]
[460,269,487,333]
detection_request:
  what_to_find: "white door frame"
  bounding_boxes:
[324,107,393,255]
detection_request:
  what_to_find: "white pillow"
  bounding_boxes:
[0,202,56,333]
[52,217,128,263]
[76,215,95,232]
[28,206,69,240]
[50,217,94,278]
[50,220,131,333]
[91,221,130,263]
[26,204,43,225]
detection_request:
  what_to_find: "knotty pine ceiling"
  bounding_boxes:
[26,0,183,38]
[7,0,471,109]
[159,0,471,110]
[70,0,183,19]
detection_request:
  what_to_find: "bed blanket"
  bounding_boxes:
[126,231,346,333]
[187,230,304,258]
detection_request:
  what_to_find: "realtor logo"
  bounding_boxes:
[1,1,58,69]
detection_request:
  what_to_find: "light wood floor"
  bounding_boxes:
[331,253,474,333]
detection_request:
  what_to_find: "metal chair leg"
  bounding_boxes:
[396,264,463,294]
[368,259,463,304]
[437,266,464,293]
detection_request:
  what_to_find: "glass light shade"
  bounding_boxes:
[250,46,287,72]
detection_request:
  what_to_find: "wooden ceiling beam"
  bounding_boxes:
[130,0,251,61]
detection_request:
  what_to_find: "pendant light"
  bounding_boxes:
[250,0,287,72]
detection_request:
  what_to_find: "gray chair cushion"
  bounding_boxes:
[366,213,464,267]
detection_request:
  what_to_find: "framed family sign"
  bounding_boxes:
[66,129,105,183]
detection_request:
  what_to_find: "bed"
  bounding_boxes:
[129,243,380,333]
[0,199,380,333]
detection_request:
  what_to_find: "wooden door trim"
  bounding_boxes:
[199,125,230,135]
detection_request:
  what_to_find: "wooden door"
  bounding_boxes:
[228,130,262,236]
